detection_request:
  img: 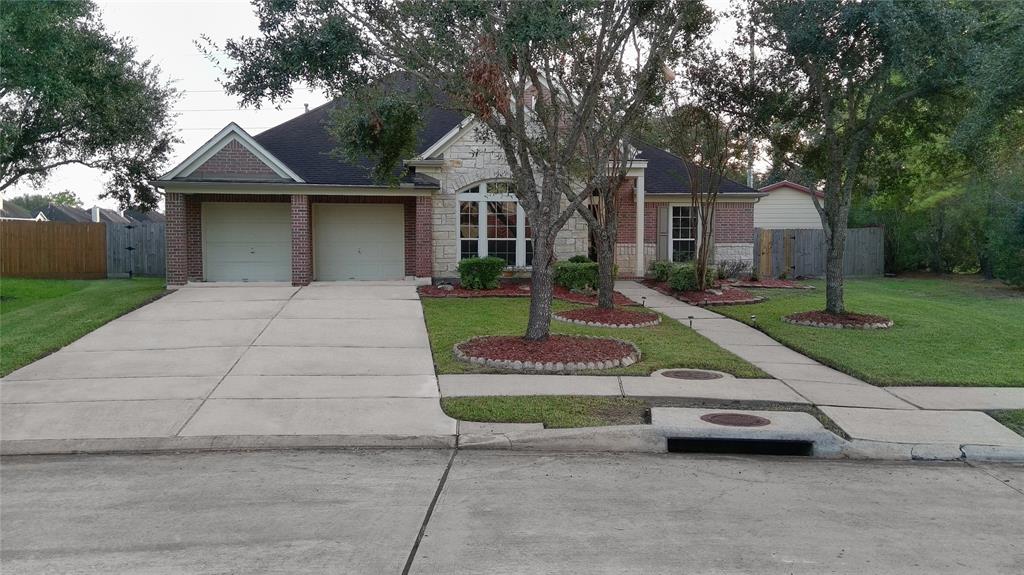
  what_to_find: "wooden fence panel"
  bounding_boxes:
[1,220,107,279]
[106,223,166,277]
[752,227,883,279]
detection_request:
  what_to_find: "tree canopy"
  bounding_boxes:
[0,0,178,209]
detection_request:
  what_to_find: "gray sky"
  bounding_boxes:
[8,0,735,212]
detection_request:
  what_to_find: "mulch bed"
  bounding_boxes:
[454,335,640,371]
[554,306,660,328]
[728,278,814,289]
[783,310,894,329]
[418,283,637,306]
[641,279,763,306]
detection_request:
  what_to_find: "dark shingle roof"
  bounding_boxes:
[634,141,761,195]
[41,204,92,222]
[1,202,35,219]
[123,209,166,223]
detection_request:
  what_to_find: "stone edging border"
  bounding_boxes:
[552,312,660,329]
[453,335,642,372]
[681,296,765,307]
[782,315,894,330]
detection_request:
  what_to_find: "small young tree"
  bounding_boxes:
[0,0,178,209]
[208,0,705,339]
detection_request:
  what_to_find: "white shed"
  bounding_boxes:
[754,181,824,229]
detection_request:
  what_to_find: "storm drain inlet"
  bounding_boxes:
[667,437,813,456]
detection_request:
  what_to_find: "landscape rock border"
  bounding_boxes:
[782,312,894,330]
[552,310,661,329]
[453,335,642,372]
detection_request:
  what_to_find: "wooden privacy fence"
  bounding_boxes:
[754,227,884,279]
[106,223,166,277]
[1,220,107,279]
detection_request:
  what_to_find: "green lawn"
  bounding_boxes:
[421,297,766,377]
[0,278,167,376]
[714,277,1024,387]
[990,410,1024,437]
[442,396,648,428]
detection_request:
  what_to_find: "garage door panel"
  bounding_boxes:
[315,204,405,281]
[204,203,291,282]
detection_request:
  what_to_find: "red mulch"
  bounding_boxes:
[555,306,659,327]
[641,279,762,306]
[457,335,635,364]
[729,278,814,289]
[418,283,637,306]
[784,310,892,327]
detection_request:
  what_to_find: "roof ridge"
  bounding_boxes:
[253,98,339,141]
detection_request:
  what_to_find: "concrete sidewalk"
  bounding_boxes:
[1,282,457,454]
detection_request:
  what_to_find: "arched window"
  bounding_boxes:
[457,181,533,267]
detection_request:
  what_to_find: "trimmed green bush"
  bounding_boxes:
[554,261,599,291]
[668,263,699,292]
[458,257,506,290]
[649,260,674,282]
[568,254,592,263]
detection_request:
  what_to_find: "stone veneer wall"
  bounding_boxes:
[431,129,588,278]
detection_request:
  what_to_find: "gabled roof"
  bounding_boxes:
[634,142,762,196]
[759,180,824,198]
[41,204,92,222]
[160,123,304,182]
[123,209,165,223]
[0,201,36,219]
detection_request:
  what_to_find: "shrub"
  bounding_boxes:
[716,259,750,280]
[568,254,592,263]
[554,261,599,291]
[649,260,674,282]
[668,263,699,292]
[457,257,506,290]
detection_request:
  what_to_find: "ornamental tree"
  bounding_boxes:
[208,0,708,340]
[0,0,178,209]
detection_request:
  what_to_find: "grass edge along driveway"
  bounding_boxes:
[1,278,167,377]
[421,297,766,378]
[714,277,1024,387]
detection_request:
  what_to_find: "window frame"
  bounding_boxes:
[669,204,701,263]
[456,181,531,268]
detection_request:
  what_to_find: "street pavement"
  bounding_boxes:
[2,449,1021,574]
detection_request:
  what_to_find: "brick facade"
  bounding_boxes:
[615,178,636,246]
[165,192,187,286]
[713,202,755,243]
[290,195,312,286]
[189,140,287,181]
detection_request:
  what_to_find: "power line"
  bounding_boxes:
[174,107,305,112]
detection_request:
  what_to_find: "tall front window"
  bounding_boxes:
[457,181,532,267]
[671,206,698,262]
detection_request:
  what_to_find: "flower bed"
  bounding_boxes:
[454,335,641,371]
[728,278,814,289]
[782,310,893,329]
[553,306,660,328]
[419,283,637,306]
[642,279,763,306]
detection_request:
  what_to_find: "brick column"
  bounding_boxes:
[414,195,433,278]
[185,196,203,281]
[291,194,312,285]
[165,192,188,286]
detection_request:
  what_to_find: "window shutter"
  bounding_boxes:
[656,204,669,261]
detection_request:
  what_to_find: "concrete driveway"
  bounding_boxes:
[1,282,456,451]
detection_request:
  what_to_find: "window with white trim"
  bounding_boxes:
[671,205,698,262]
[457,181,532,267]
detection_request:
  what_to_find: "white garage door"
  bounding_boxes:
[315,204,405,280]
[203,203,291,282]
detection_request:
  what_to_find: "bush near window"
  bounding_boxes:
[649,260,674,282]
[568,254,592,263]
[668,263,700,292]
[458,257,506,290]
[554,261,600,292]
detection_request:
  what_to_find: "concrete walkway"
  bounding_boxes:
[1,282,457,453]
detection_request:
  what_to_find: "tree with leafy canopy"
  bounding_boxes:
[207,0,709,340]
[0,0,178,210]
[8,190,84,214]
[715,0,971,314]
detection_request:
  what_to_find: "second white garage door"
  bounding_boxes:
[314,204,405,280]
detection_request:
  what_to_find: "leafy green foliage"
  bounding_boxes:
[457,257,506,290]
[554,261,599,292]
[648,260,674,282]
[326,89,425,184]
[668,263,699,292]
[0,0,178,208]
[991,206,1024,287]
[567,255,592,264]
[8,190,82,213]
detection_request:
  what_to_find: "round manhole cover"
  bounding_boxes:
[700,413,772,427]
[662,369,723,380]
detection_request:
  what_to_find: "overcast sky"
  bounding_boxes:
[8,0,735,212]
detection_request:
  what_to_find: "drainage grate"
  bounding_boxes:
[662,369,723,380]
[700,412,771,427]
[668,437,813,456]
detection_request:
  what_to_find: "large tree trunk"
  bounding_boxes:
[825,224,847,315]
[525,233,555,341]
[594,230,616,309]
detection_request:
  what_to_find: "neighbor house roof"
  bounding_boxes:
[40,204,92,222]
[123,209,166,223]
[634,142,762,196]
[0,201,38,220]
[759,180,824,198]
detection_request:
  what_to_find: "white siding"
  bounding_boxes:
[754,187,823,229]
